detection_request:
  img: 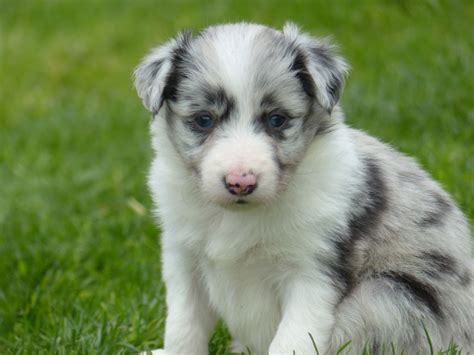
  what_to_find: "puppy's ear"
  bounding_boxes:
[283,22,349,113]
[133,31,191,114]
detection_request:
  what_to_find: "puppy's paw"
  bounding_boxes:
[141,349,165,355]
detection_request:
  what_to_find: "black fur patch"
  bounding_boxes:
[417,193,451,227]
[422,251,456,279]
[162,31,193,105]
[331,158,388,297]
[422,251,472,287]
[290,50,315,98]
[203,86,235,121]
[380,271,443,319]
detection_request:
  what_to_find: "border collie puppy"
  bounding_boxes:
[134,22,473,354]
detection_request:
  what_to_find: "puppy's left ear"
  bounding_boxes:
[134,31,191,114]
[283,22,349,113]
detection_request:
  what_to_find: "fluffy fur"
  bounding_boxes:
[134,22,473,354]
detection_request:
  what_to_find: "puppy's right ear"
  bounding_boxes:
[133,32,191,114]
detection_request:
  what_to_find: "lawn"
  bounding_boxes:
[0,0,473,353]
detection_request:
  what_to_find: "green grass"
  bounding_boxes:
[0,0,473,353]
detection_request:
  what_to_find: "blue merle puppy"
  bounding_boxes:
[134,22,474,354]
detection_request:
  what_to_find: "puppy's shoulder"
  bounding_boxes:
[347,127,437,187]
[345,127,471,250]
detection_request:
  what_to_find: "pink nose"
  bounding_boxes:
[224,171,257,196]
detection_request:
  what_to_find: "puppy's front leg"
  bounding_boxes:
[269,275,338,354]
[161,245,216,355]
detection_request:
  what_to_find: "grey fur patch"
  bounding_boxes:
[416,193,452,227]
[308,46,343,109]
[301,40,348,112]
[312,115,337,136]
[459,270,472,287]
[271,148,292,184]
[260,93,285,112]
[397,170,423,184]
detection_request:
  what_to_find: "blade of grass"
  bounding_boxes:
[336,340,352,355]
[391,342,396,355]
[308,332,320,355]
[421,321,434,355]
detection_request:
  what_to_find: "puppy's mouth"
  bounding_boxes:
[217,196,261,211]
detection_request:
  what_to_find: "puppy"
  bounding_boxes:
[134,23,473,354]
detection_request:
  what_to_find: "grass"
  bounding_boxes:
[0,0,473,353]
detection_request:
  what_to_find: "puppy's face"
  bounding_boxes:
[135,23,348,207]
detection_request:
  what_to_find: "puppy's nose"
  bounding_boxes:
[224,171,257,196]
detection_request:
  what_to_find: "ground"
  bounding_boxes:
[0,0,472,353]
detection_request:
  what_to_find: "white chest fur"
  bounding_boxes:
[201,243,284,353]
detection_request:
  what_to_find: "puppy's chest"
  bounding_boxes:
[200,244,285,343]
[200,211,299,261]
[200,226,302,313]
[198,213,323,275]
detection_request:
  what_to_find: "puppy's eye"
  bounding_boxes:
[194,114,214,129]
[267,114,287,128]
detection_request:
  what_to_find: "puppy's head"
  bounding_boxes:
[135,23,348,207]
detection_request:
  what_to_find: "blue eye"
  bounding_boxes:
[194,114,214,129]
[268,114,286,128]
